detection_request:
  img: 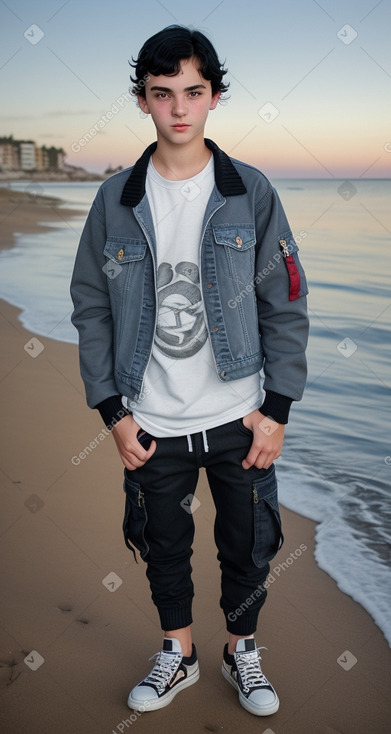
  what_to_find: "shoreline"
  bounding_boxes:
[0,186,84,253]
[0,297,390,733]
[0,171,105,182]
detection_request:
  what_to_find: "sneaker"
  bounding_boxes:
[127,637,199,712]
[221,638,279,716]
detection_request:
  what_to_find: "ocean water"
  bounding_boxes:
[1,177,390,645]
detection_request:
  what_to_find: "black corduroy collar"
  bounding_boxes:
[120,138,247,207]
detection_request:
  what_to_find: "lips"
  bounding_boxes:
[172,124,190,130]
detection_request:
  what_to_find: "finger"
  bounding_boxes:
[242,443,260,470]
[254,454,272,469]
[243,443,273,470]
[122,456,139,471]
[127,436,152,461]
[123,439,157,469]
[134,438,157,462]
[145,439,157,459]
[255,449,279,469]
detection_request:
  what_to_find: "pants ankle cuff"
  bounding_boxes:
[158,603,193,631]
[225,611,259,635]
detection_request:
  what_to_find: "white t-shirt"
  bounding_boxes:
[124,155,262,437]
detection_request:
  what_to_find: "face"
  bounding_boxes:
[138,56,220,145]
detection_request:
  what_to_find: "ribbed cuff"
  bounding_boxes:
[225,610,261,636]
[158,602,193,632]
[94,394,131,430]
[260,390,293,424]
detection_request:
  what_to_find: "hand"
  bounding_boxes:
[241,409,285,470]
[111,415,156,470]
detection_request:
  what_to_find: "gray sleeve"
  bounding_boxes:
[254,186,309,402]
[70,192,118,408]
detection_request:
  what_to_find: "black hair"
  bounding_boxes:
[130,25,229,99]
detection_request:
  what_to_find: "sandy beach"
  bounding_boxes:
[0,185,82,252]
[0,194,390,733]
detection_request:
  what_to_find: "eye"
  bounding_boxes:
[189,91,201,97]
[156,92,168,99]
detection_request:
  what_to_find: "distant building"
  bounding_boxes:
[0,136,19,170]
[0,135,66,172]
[35,145,50,171]
[42,145,66,171]
[19,141,36,171]
[57,149,65,170]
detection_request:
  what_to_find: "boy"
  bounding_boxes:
[70,25,309,717]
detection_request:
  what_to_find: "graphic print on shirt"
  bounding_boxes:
[155,261,207,358]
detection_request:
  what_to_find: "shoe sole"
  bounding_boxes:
[221,665,280,716]
[128,667,200,712]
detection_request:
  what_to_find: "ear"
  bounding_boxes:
[137,94,150,114]
[209,91,221,111]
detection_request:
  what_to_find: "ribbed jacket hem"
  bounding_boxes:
[260,390,293,424]
[95,394,131,429]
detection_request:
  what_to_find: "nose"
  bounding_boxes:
[172,96,186,117]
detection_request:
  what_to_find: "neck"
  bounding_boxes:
[152,132,211,180]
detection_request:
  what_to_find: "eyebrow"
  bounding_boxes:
[149,84,207,92]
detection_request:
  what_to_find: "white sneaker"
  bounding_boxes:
[128,637,199,712]
[222,638,279,716]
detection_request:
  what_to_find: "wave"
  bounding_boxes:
[277,459,391,646]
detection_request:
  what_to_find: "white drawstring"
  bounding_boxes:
[186,431,209,453]
[186,432,209,452]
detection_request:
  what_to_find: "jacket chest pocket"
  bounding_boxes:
[103,236,147,291]
[251,466,284,568]
[212,225,256,285]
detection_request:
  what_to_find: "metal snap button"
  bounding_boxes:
[117,248,124,260]
[235,236,242,247]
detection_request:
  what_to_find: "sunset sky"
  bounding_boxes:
[1,0,390,177]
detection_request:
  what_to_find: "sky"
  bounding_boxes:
[0,0,390,177]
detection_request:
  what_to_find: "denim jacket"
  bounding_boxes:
[70,139,309,426]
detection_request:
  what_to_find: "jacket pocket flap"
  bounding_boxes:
[104,237,147,264]
[212,225,256,251]
[278,231,299,255]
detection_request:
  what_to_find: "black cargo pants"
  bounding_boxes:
[122,417,283,635]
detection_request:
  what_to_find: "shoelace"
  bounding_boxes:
[143,650,183,693]
[235,646,269,693]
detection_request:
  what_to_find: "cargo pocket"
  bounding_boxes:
[122,473,149,563]
[252,465,284,568]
